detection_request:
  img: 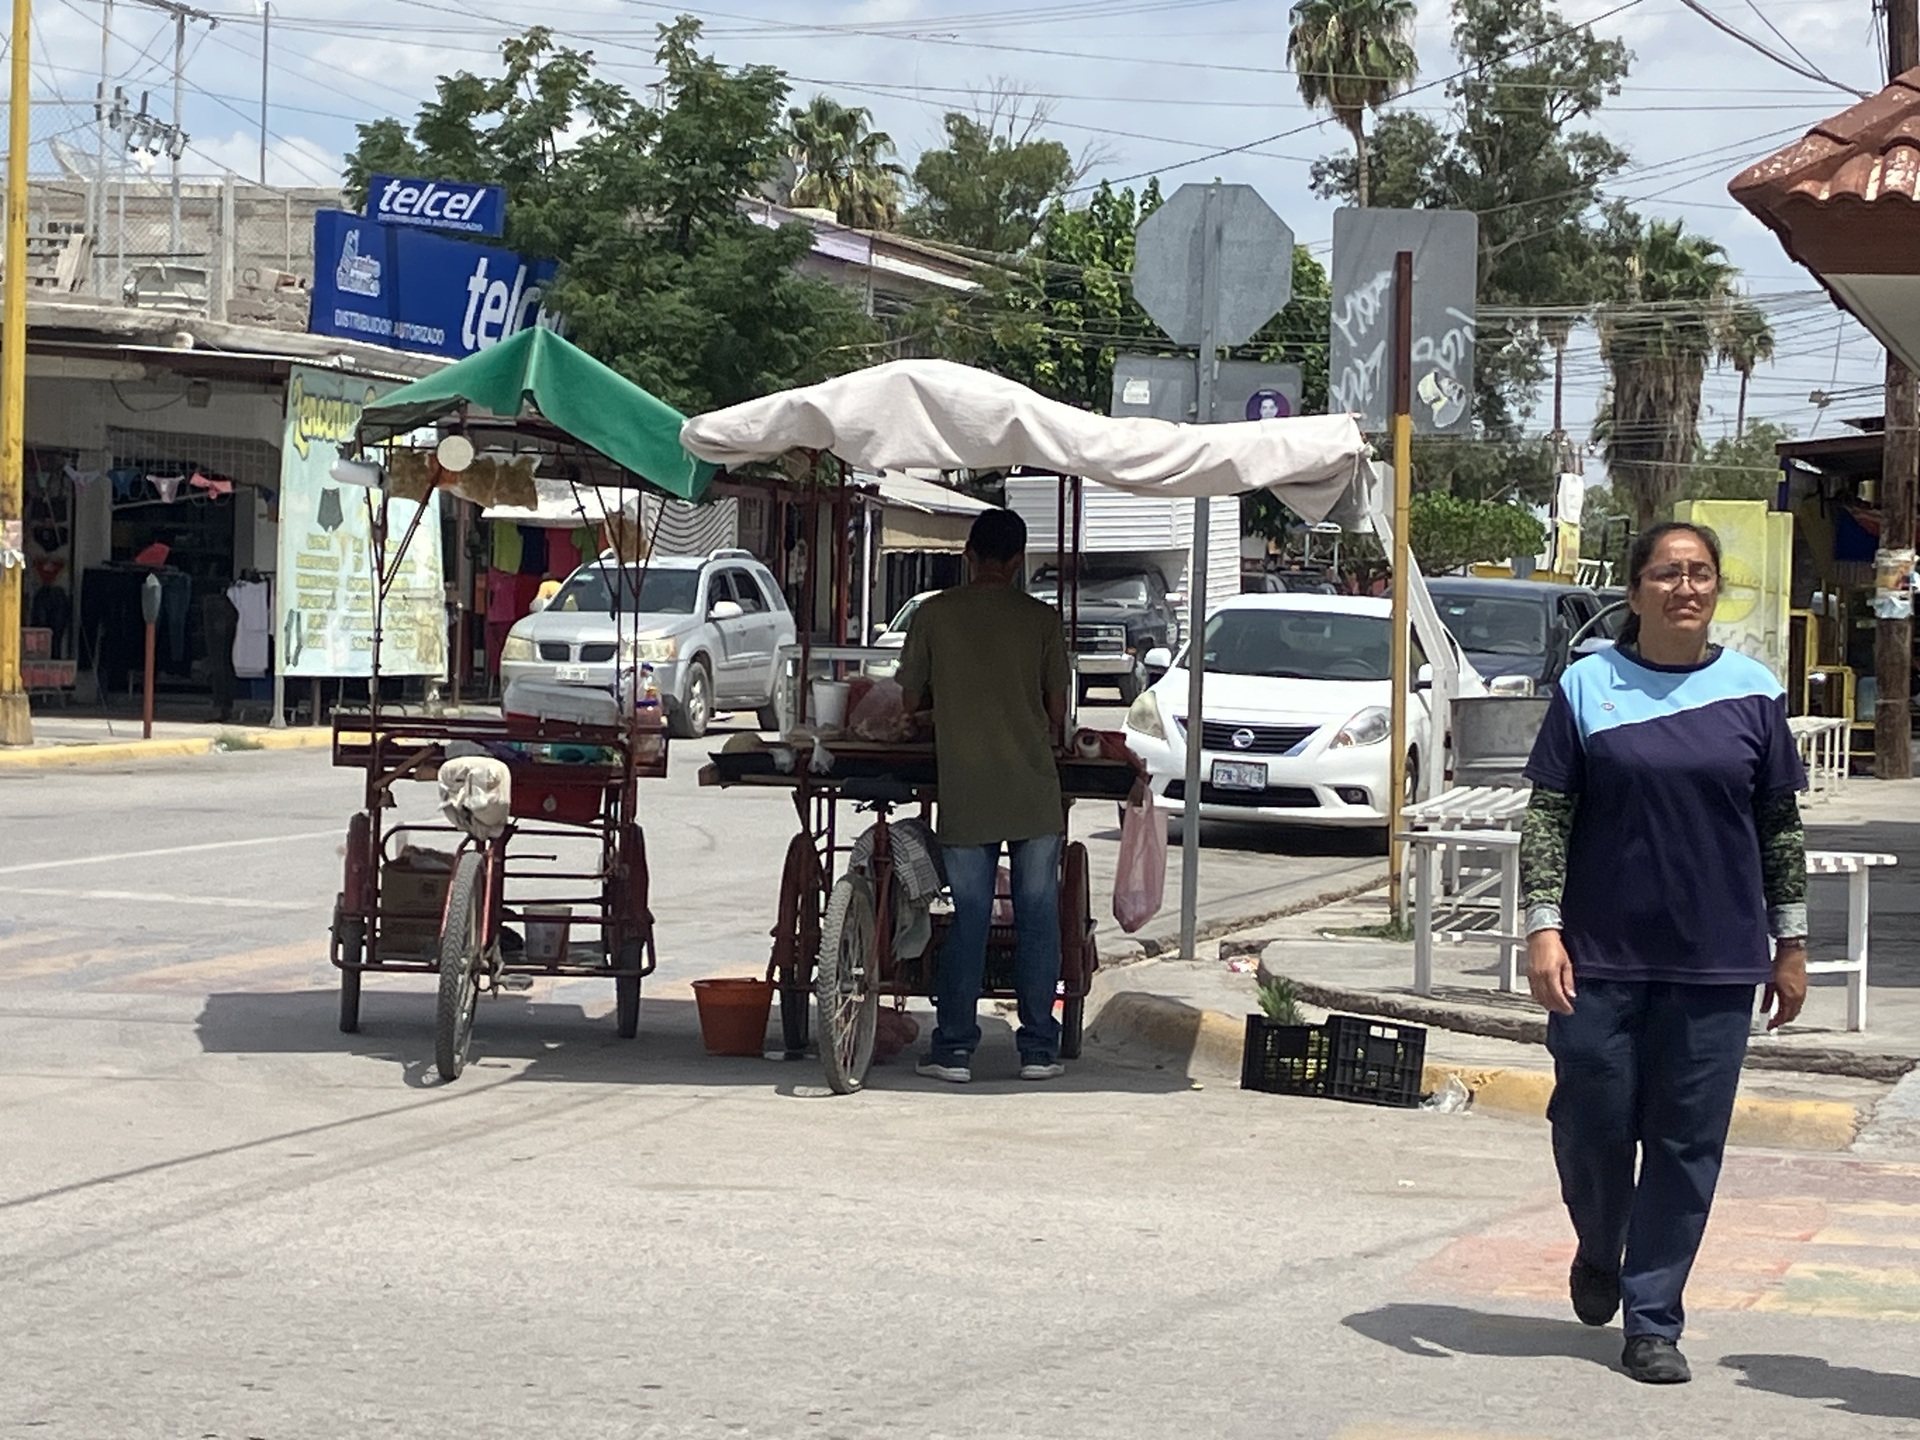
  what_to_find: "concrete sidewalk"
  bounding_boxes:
[0,715,335,767]
[1088,779,1920,1153]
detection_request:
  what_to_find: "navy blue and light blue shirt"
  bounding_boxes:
[1523,645,1806,986]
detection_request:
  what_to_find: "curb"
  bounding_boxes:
[0,727,333,769]
[1109,872,1388,963]
[1089,989,1866,1152]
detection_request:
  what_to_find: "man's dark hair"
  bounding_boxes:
[967,508,1027,564]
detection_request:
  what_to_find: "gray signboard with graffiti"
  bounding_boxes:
[1327,209,1478,435]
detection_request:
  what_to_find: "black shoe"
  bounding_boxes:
[1569,1256,1620,1326]
[1622,1336,1692,1385]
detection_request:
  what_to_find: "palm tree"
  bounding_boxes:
[785,95,905,230]
[1597,220,1738,529]
[1715,299,1775,440]
[1287,0,1418,207]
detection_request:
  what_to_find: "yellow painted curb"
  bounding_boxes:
[0,727,332,768]
[1093,993,1867,1151]
[1423,1061,1862,1152]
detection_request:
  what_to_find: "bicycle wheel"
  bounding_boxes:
[773,833,822,1054]
[815,874,879,1095]
[434,851,484,1082]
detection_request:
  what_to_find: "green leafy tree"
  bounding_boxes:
[1287,0,1419,207]
[1407,491,1546,573]
[1311,0,1634,455]
[1597,218,1738,529]
[1680,419,1791,503]
[1714,300,1775,440]
[342,22,875,413]
[904,113,1076,255]
[785,95,905,229]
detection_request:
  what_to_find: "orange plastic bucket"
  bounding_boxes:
[691,978,774,1057]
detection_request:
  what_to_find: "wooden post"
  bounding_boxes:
[1877,0,1919,779]
[1387,251,1415,913]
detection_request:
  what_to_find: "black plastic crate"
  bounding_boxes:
[1240,1015,1332,1097]
[1323,1013,1428,1108]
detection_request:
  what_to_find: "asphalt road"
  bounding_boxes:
[4,739,1916,1438]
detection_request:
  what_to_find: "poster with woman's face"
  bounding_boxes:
[1245,389,1291,421]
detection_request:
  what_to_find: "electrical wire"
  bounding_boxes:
[1674,0,1870,97]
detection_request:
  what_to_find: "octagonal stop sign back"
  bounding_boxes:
[1131,184,1295,350]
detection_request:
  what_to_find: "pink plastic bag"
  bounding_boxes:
[1112,779,1168,934]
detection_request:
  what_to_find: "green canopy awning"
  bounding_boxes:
[355,327,715,502]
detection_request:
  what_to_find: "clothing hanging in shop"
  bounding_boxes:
[491,522,524,574]
[227,577,272,679]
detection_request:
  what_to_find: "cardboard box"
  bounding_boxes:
[379,855,452,958]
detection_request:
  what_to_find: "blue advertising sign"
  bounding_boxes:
[365,174,506,236]
[308,210,558,361]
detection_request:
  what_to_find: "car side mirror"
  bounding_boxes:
[1414,662,1433,692]
[871,622,887,642]
[1165,591,1185,608]
[1143,647,1173,672]
[709,600,744,621]
[529,596,549,614]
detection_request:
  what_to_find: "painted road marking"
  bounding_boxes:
[7,887,309,912]
[1417,1161,1920,1322]
[0,828,339,877]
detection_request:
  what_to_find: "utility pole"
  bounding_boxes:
[1876,0,1918,779]
[258,2,269,185]
[1,0,35,745]
[93,0,113,295]
[122,0,213,253]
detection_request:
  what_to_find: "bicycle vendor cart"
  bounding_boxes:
[325,329,715,1081]
[679,359,1369,1093]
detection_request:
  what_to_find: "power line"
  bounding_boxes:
[1673,0,1870,96]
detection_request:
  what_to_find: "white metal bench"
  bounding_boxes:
[1789,716,1849,800]
[1401,820,1894,1032]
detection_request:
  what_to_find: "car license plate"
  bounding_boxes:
[555,664,590,683]
[1210,759,1267,791]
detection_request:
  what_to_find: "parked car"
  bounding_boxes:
[1028,564,1181,703]
[1122,593,1439,837]
[1424,577,1606,697]
[863,590,937,679]
[500,549,794,738]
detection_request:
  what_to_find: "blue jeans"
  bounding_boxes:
[931,834,1063,1065]
[1546,980,1754,1341]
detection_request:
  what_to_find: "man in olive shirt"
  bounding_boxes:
[897,508,1072,1083]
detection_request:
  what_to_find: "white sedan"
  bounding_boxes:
[1122,593,1437,832]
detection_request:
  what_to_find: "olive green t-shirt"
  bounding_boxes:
[896,583,1070,846]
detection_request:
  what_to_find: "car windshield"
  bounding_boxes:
[1030,572,1151,606]
[1432,594,1548,656]
[549,566,700,616]
[886,594,929,634]
[1200,609,1391,681]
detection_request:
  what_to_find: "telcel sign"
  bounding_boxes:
[365,173,506,237]
[308,210,558,361]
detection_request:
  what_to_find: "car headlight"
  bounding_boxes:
[621,636,678,663]
[1330,705,1390,748]
[501,632,535,663]
[1489,674,1535,697]
[1124,690,1165,741]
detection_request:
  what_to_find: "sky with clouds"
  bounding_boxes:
[13,0,1899,457]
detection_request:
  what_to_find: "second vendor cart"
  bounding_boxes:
[679,359,1370,1092]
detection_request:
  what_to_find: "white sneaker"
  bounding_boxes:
[915,1057,971,1084]
[1019,1060,1066,1081]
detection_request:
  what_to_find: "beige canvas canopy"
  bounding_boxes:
[679,359,1367,521]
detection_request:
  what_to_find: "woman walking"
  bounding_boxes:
[1520,521,1808,1385]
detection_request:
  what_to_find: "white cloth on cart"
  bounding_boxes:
[439,755,513,840]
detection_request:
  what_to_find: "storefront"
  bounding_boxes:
[21,305,446,716]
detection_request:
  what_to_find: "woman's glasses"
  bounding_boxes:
[1638,564,1719,591]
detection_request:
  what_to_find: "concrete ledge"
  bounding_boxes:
[0,728,333,768]
[1114,873,1388,962]
[1092,987,1868,1152]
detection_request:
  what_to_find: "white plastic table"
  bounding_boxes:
[1804,849,1897,1031]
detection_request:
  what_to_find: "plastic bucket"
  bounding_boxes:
[691,978,774,1057]
[809,679,851,729]
[524,905,573,964]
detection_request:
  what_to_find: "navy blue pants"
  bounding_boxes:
[1545,979,1754,1341]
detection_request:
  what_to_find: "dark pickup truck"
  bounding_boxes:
[1030,564,1182,703]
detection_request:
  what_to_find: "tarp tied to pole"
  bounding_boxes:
[679,359,1368,519]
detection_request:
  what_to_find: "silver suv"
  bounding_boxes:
[500,550,794,738]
